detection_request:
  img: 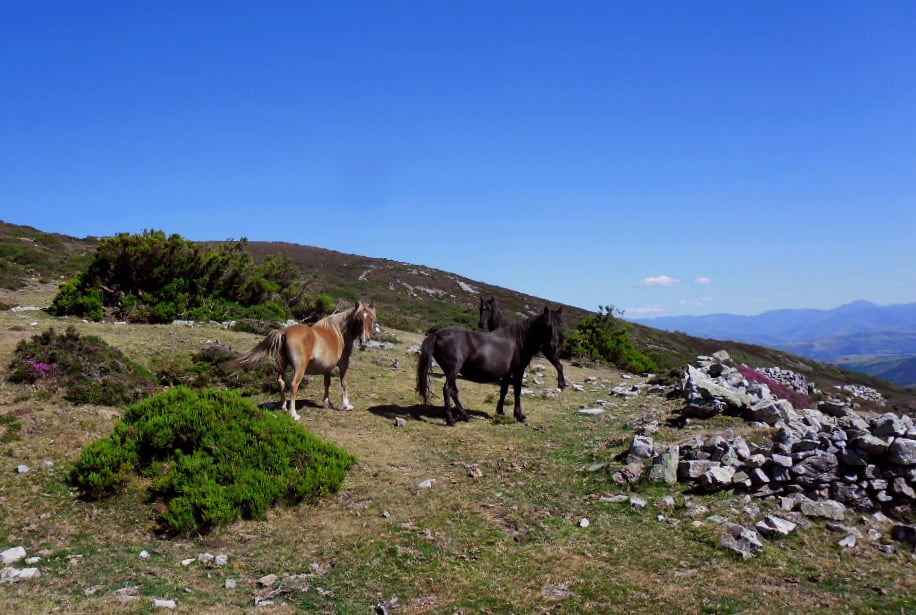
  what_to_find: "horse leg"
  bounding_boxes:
[512,372,527,423]
[495,377,511,415]
[277,370,286,411]
[287,362,305,420]
[450,382,470,422]
[338,360,354,410]
[322,374,334,409]
[441,380,456,426]
[443,374,469,425]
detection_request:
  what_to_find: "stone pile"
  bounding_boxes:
[604,350,916,556]
[667,351,915,516]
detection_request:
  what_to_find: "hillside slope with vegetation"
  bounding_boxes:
[1,222,915,613]
[2,221,913,410]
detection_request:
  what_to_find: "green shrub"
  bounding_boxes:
[48,231,333,324]
[151,345,273,392]
[565,306,658,374]
[68,386,356,534]
[7,327,156,405]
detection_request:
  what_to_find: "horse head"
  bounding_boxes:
[479,297,497,329]
[352,301,377,348]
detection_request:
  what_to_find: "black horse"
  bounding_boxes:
[478,297,567,390]
[417,306,564,425]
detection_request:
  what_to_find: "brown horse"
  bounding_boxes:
[228,301,376,419]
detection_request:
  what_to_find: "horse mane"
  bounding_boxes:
[313,302,375,340]
[500,307,562,351]
[313,308,352,334]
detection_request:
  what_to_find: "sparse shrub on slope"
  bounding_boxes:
[151,343,273,392]
[565,305,658,374]
[68,386,356,534]
[7,326,156,406]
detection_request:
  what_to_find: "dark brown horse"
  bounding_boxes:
[416,306,564,425]
[479,297,567,389]
[228,301,376,419]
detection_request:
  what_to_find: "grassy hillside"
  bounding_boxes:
[3,222,913,411]
[0,221,98,294]
[1,224,915,613]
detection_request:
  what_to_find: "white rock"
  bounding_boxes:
[578,518,590,528]
[755,515,797,537]
[1,546,27,565]
[153,598,177,609]
[140,550,150,559]
[418,479,436,489]
[18,567,40,580]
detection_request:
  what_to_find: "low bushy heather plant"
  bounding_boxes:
[68,386,356,534]
[739,366,811,409]
[151,344,274,392]
[7,326,156,405]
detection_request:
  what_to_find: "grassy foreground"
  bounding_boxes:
[0,296,914,614]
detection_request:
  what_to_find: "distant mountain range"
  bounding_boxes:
[631,301,916,387]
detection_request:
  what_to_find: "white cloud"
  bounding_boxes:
[639,275,680,287]
[678,297,714,307]
[694,276,712,284]
[626,305,669,315]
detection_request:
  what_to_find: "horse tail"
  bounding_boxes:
[415,333,436,404]
[226,330,286,371]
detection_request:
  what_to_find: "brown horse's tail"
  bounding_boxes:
[415,334,436,405]
[226,330,286,371]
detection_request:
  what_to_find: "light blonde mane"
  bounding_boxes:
[313,308,351,334]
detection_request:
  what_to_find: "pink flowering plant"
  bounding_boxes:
[25,359,59,381]
[8,326,155,405]
[739,366,810,409]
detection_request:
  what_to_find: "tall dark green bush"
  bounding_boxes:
[68,386,356,534]
[565,305,658,374]
[49,230,330,324]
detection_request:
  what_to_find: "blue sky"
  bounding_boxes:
[3,2,914,317]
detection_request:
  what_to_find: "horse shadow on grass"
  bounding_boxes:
[367,403,492,426]
[256,399,325,412]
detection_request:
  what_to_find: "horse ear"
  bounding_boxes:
[557,306,563,314]
[543,306,550,315]
[354,300,360,309]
